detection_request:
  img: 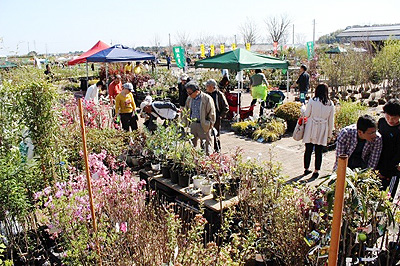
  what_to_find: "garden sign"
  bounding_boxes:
[173,46,186,69]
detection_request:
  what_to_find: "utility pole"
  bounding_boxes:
[27,42,30,53]
[168,33,171,55]
[313,19,315,44]
[234,34,237,45]
[292,24,295,46]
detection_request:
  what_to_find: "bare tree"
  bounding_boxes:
[175,31,191,49]
[152,34,161,52]
[295,33,307,45]
[239,18,259,45]
[215,35,228,45]
[193,33,216,47]
[265,15,291,44]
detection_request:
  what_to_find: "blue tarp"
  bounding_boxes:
[86,44,155,63]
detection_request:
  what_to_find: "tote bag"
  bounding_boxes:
[293,117,306,141]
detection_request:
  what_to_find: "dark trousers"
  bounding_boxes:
[250,99,266,116]
[213,117,221,152]
[304,143,323,170]
[120,112,138,132]
[380,171,400,200]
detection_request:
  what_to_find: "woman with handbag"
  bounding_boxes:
[302,83,335,178]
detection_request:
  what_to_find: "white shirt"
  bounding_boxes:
[85,84,99,104]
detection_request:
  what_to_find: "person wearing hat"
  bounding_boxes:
[115,83,138,131]
[183,81,216,155]
[108,74,122,103]
[178,74,190,107]
[140,97,179,131]
[205,79,229,152]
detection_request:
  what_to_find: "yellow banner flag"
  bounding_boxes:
[246,43,251,50]
[200,44,205,58]
[232,43,237,50]
[220,44,225,54]
[210,45,215,56]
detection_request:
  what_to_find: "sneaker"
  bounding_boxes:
[311,172,319,179]
[304,169,312,175]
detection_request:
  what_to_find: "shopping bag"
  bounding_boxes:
[293,117,307,141]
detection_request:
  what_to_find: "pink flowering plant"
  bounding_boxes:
[60,96,116,129]
[34,150,169,264]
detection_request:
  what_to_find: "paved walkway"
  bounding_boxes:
[219,90,336,187]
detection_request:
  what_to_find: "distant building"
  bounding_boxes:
[337,24,400,51]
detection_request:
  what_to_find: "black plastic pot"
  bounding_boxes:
[161,164,170,178]
[178,171,190,187]
[213,182,227,200]
[227,178,240,196]
[169,166,179,184]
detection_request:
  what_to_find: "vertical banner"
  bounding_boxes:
[210,45,215,56]
[307,41,314,60]
[173,46,186,69]
[220,44,225,54]
[200,44,205,58]
[245,43,251,51]
[273,41,278,55]
[232,43,237,50]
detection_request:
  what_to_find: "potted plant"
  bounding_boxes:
[193,175,206,189]
[178,143,197,188]
[274,102,302,133]
[201,180,213,195]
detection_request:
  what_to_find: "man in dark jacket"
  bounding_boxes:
[178,74,190,107]
[205,79,229,152]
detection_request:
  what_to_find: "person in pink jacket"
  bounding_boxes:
[302,83,335,179]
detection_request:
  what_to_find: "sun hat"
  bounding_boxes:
[144,95,153,103]
[140,100,151,113]
[122,83,134,92]
[180,74,189,81]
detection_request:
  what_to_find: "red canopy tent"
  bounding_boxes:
[68,40,110,66]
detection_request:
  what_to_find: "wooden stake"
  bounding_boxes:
[328,154,348,266]
[78,98,102,265]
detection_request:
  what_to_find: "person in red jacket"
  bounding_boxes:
[108,74,122,103]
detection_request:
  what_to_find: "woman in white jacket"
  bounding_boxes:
[303,83,335,179]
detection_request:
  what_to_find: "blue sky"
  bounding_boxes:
[0,0,399,55]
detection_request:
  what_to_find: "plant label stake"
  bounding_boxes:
[78,98,102,265]
[328,154,348,266]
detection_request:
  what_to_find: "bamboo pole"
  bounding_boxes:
[328,154,348,266]
[78,98,102,264]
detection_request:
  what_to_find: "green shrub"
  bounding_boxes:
[231,120,257,135]
[274,102,302,121]
[252,119,286,142]
[57,125,143,168]
[334,100,367,130]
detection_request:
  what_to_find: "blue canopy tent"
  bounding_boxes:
[86,44,155,62]
[86,44,156,89]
